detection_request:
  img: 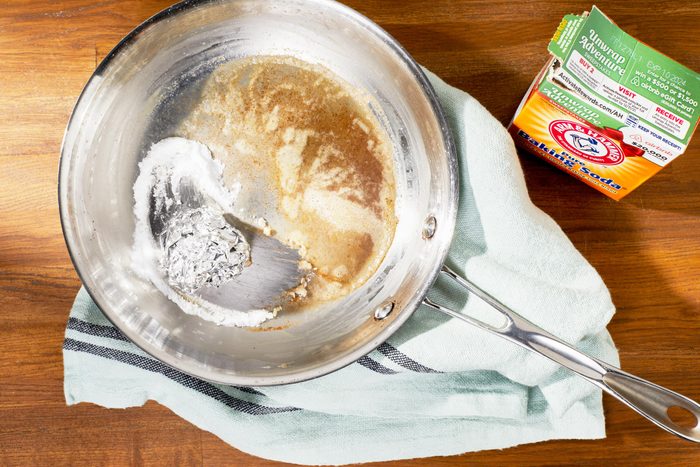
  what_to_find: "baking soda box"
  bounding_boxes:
[509,6,700,200]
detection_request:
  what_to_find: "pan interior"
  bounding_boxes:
[60,0,457,385]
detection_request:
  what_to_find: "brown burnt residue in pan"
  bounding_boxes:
[180,55,398,311]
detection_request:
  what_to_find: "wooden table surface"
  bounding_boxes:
[2,0,700,465]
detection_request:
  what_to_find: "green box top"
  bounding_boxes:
[546,6,700,148]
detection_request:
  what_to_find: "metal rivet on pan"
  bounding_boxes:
[373,302,395,320]
[422,215,437,239]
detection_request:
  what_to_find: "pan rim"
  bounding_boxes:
[59,0,459,386]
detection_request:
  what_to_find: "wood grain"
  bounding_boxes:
[1,0,699,465]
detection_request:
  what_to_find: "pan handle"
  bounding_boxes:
[422,265,700,443]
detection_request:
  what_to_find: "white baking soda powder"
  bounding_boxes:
[132,137,275,327]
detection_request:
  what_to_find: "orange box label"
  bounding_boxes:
[510,90,661,200]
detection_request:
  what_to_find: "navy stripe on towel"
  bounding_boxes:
[67,318,266,396]
[377,342,441,373]
[67,317,129,342]
[63,337,299,415]
[356,355,398,375]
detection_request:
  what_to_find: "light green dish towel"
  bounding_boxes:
[64,71,619,465]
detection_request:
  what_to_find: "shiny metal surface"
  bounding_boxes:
[422,215,437,239]
[372,302,394,321]
[59,0,458,385]
[151,174,305,309]
[424,265,700,443]
[149,178,252,295]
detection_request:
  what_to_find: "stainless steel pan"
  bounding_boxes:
[59,0,700,442]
